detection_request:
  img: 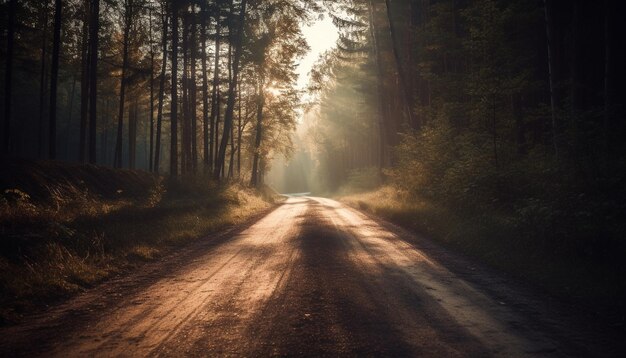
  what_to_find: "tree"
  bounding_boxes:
[543,0,558,158]
[201,1,210,171]
[79,0,90,162]
[114,0,135,168]
[247,1,309,186]
[383,0,417,129]
[154,1,168,173]
[180,5,189,174]
[3,0,17,156]
[88,0,100,163]
[48,0,63,159]
[603,0,612,157]
[209,2,221,171]
[38,2,49,158]
[214,0,247,179]
[189,4,198,173]
[250,76,264,187]
[149,7,155,171]
[170,0,179,177]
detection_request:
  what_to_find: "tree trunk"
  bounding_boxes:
[79,0,89,162]
[3,0,16,156]
[88,0,99,163]
[222,1,233,180]
[65,76,77,159]
[543,0,558,158]
[209,9,221,171]
[103,99,109,163]
[201,2,210,171]
[570,0,582,146]
[511,94,526,156]
[181,10,189,174]
[38,5,49,158]
[114,0,132,168]
[128,100,136,169]
[250,79,264,187]
[237,82,242,177]
[383,0,418,129]
[368,0,389,170]
[49,0,62,160]
[603,0,612,157]
[228,112,234,179]
[492,94,498,169]
[190,7,198,174]
[215,0,247,180]
[149,8,155,171]
[170,2,179,178]
[154,4,168,173]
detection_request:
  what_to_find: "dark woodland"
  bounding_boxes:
[1,0,625,355]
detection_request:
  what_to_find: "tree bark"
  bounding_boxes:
[49,0,63,159]
[209,8,221,171]
[149,8,155,171]
[228,111,234,179]
[128,103,135,169]
[250,78,264,187]
[383,0,418,129]
[190,7,198,174]
[128,100,137,169]
[570,0,582,143]
[79,0,89,162]
[154,4,168,173]
[543,0,558,158]
[88,0,99,163]
[181,9,189,174]
[237,82,242,177]
[170,1,179,178]
[368,0,389,170]
[492,94,498,169]
[38,5,49,158]
[65,76,77,158]
[3,0,16,156]
[215,0,247,180]
[603,0,612,157]
[114,1,132,168]
[201,2,210,171]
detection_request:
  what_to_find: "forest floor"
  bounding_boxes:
[1,196,623,356]
[340,186,626,332]
[0,160,274,325]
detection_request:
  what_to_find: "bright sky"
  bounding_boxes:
[297,16,339,92]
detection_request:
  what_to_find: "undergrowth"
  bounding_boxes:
[340,186,626,324]
[0,161,270,324]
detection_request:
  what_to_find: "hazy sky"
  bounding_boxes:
[297,16,339,92]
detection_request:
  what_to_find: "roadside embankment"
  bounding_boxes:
[0,160,271,324]
[340,186,626,327]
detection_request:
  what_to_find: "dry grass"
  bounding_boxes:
[340,186,626,323]
[0,161,270,324]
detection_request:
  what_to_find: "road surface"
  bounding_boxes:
[0,197,619,356]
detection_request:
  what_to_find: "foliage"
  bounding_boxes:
[305,3,381,192]
[341,185,626,322]
[312,0,626,319]
[0,160,269,324]
[0,0,320,183]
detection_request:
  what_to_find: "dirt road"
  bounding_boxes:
[0,197,620,356]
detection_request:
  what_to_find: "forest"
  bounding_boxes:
[1,0,626,343]
[305,0,626,321]
[1,0,310,183]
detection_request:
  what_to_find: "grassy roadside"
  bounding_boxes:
[0,160,274,325]
[340,186,626,324]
